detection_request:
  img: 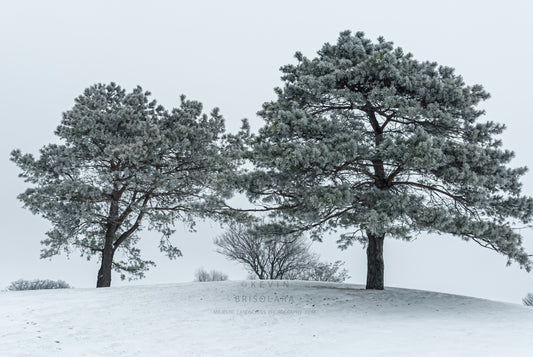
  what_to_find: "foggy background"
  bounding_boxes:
[1,0,532,303]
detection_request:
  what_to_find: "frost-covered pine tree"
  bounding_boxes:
[11,83,247,287]
[244,31,533,289]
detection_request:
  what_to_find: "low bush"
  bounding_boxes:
[7,279,71,291]
[523,293,533,307]
[285,260,350,282]
[194,268,228,282]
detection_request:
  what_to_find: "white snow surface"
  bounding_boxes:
[1,281,532,356]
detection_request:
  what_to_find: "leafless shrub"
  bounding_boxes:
[523,293,533,307]
[194,268,228,282]
[7,279,71,291]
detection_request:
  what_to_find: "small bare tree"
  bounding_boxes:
[214,223,312,280]
[215,223,350,282]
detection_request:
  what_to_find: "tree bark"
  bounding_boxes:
[97,189,119,288]
[96,245,114,287]
[365,108,386,289]
[366,232,384,290]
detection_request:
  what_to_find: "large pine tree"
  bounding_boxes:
[12,83,246,287]
[244,31,533,289]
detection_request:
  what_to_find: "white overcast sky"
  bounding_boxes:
[1,0,533,303]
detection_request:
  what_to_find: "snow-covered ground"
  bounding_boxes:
[1,281,532,356]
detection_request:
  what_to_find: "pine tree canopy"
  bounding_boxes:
[244,31,533,271]
[11,83,247,281]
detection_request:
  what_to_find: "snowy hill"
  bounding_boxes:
[1,281,532,356]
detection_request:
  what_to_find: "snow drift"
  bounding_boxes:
[1,281,532,356]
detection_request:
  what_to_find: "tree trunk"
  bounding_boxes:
[97,190,119,288]
[366,232,384,290]
[96,246,114,287]
[365,108,387,289]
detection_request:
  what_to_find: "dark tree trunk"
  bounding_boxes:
[366,232,384,290]
[365,109,387,290]
[96,246,114,287]
[97,190,119,288]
